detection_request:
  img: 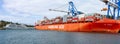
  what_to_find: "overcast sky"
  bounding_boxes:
[0,0,107,25]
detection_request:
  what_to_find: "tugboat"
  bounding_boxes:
[35,0,120,33]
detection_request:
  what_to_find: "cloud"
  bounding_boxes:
[3,0,68,16]
[0,14,41,25]
[0,0,107,25]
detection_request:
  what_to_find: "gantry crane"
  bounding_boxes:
[100,0,120,19]
[49,1,84,17]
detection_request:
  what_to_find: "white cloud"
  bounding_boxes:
[3,0,68,16]
[1,0,107,25]
[0,14,41,25]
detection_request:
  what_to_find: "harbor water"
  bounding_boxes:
[0,29,120,44]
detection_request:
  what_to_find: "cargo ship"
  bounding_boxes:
[35,0,120,33]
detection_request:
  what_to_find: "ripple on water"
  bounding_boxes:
[0,29,120,44]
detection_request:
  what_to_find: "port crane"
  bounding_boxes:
[50,0,120,19]
[100,0,120,19]
[49,1,84,16]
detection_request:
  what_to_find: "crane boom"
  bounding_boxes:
[100,0,119,8]
[49,1,84,17]
[49,9,69,13]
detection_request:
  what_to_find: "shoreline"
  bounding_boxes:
[0,28,3,30]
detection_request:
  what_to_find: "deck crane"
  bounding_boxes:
[49,1,84,16]
[100,0,120,19]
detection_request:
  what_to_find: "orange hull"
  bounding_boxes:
[35,19,120,33]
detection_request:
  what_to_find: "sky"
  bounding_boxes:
[0,0,107,25]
